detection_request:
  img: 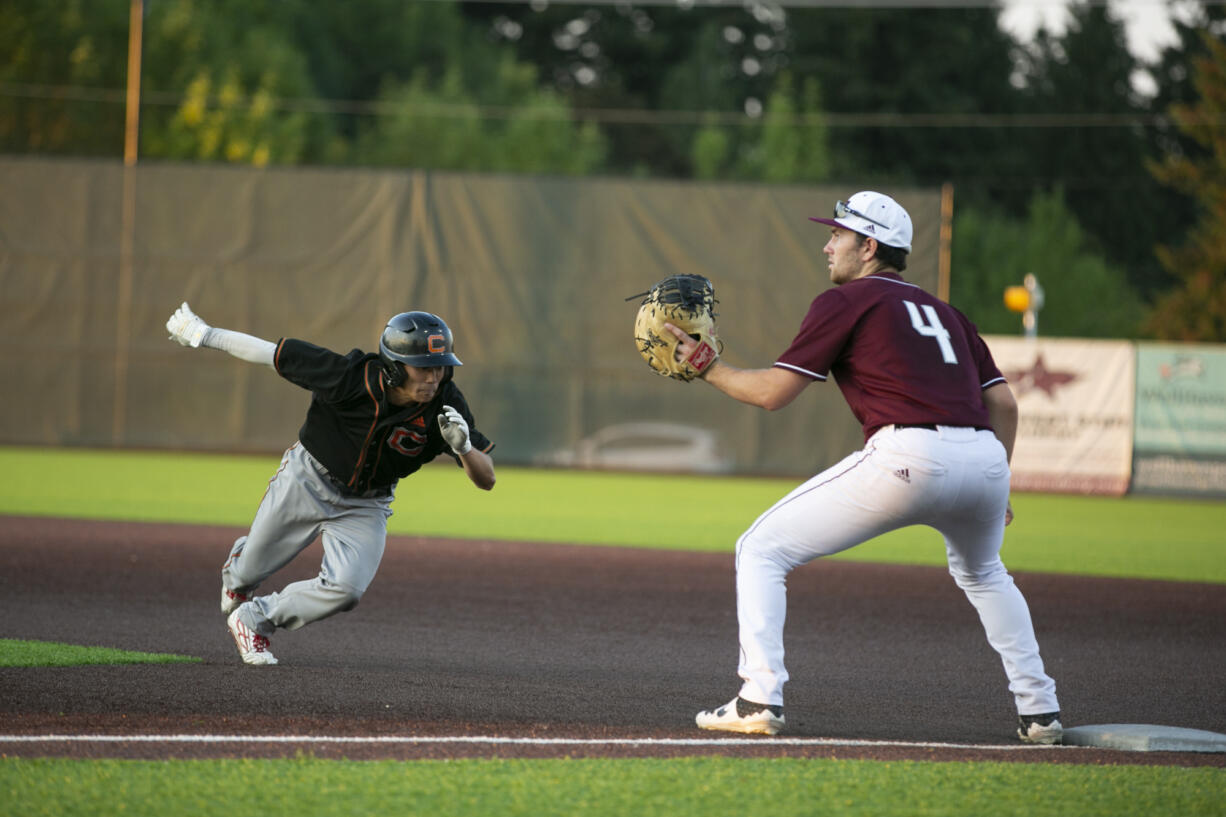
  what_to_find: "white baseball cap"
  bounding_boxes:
[809,190,913,252]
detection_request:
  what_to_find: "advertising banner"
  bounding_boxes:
[984,336,1135,495]
[1132,343,1226,497]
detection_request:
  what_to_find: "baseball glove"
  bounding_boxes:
[629,274,722,382]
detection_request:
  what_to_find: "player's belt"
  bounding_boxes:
[318,462,393,499]
[894,423,992,432]
[325,473,392,499]
[302,445,392,499]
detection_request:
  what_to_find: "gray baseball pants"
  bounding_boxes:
[221,443,393,637]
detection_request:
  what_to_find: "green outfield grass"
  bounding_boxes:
[2,756,1222,817]
[0,639,199,667]
[0,445,1222,583]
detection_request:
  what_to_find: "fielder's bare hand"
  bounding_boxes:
[664,322,701,365]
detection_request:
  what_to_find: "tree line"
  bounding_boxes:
[2,0,1223,341]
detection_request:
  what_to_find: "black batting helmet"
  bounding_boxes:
[379,311,462,387]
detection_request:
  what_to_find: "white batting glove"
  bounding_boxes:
[438,405,472,455]
[166,301,211,348]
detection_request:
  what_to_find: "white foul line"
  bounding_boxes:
[0,734,1065,751]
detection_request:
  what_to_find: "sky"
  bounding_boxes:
[999,0,1188,63]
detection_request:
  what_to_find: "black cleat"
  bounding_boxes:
[1017,711,1063,744]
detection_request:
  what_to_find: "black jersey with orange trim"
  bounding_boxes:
[273,338,493,494]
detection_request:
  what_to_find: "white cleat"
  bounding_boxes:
[696,697,785,735]
[226,608,277,666]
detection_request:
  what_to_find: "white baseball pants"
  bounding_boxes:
[734,424,1059,715]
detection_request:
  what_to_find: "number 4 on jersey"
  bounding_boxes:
[903,300,957,364]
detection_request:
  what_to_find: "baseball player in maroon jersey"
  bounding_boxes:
[667,191,1061,744]
[166,304,495,665]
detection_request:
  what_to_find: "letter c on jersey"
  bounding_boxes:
[428,334,446,354]
[389,427,426,457]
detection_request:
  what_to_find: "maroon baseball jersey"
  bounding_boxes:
[775,273,1005,439]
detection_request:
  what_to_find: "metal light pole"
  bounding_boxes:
[123,0,143,167]
[113,0,143,444]
[937,182,953,303]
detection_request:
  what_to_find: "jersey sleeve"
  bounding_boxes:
[774,289,855,380]
[961,318,1006,389]
[273,339,366,400]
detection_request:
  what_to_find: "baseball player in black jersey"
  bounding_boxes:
[166,303,495,665]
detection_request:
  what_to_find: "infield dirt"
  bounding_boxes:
[2,515,1223,766]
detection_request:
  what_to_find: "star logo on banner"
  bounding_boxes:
[1005,354,1078,399]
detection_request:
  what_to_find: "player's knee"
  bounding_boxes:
[736,530,766,560]
[320,579,364,613]
[736,530,793,571]
[336,593,362,613]
[948,561,1010,590]
[336,587,363,612]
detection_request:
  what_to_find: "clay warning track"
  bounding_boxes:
[2,515,1222,766]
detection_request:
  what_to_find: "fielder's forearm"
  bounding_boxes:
[982,382,1018,463]
[702,361,809,411]
[202,327,277,368]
